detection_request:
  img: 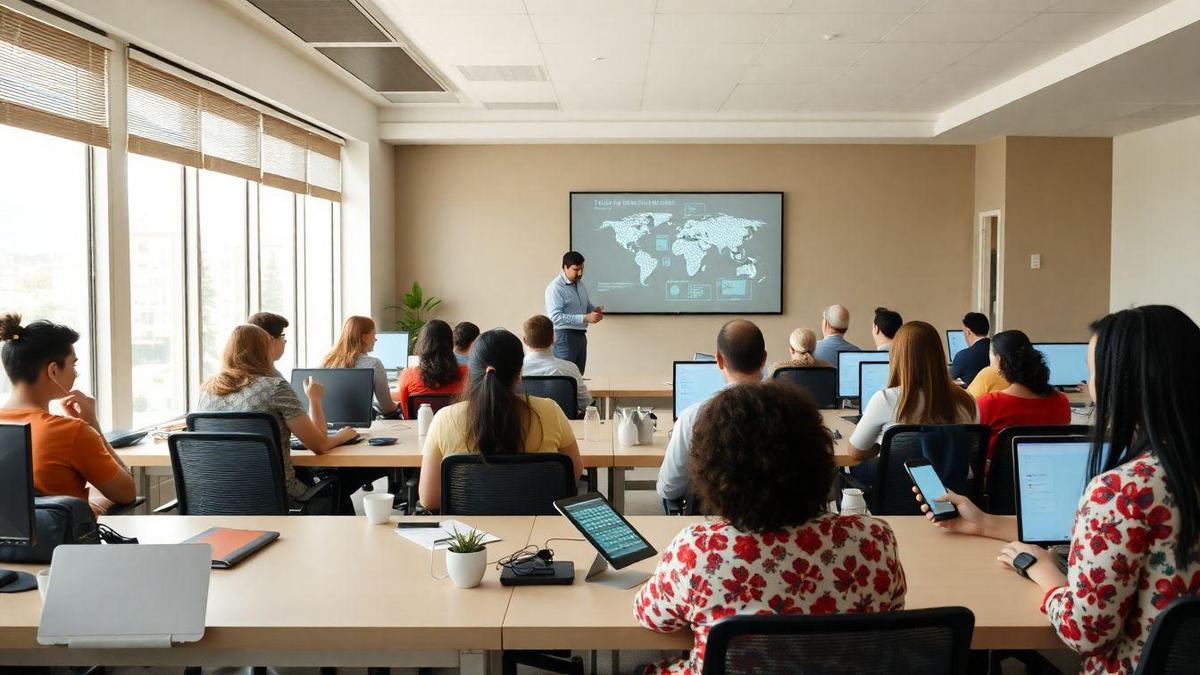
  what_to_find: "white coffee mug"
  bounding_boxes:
[362,492,395,525]
[840,488,868,515]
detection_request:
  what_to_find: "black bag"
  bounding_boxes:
[0,495,99,563]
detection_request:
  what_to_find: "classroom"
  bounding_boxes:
[1,1,1199,673]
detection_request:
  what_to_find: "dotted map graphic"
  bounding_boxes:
[597,211,766,288]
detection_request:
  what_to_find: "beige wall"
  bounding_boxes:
[1111,114,1200,322]
[394,144,976,375]
[1002,137,1112,340]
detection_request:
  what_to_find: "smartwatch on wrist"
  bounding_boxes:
[1013,552,1037,578]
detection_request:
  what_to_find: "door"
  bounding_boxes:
[977,211,1003,330]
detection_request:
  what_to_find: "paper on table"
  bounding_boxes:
[394,520,500,550]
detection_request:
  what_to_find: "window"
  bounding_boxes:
[303,195,335,366]
[259,185,298,376]
[0,124,94,399]
[127,154,186,426]
[197,170,249,381]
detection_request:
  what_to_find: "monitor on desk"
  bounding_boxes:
[290,368,376,428]
[672,360,725,421]
[858,361,890,409]
[1014,437,1093,546]
[0,423,36,592]
[369,331,410,371]
[946,329,968,362]
[692,352,716,362]
[837,351,890,398]
[1032,343,1089,387]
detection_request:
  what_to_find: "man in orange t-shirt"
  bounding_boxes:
[0,314,134,515]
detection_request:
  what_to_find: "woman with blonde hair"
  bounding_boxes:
[848,320,977,483]
[322,315,400,417]
[766,327,832,377]
[198,324,358,512]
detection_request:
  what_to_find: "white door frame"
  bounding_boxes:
[976,210,1005,332]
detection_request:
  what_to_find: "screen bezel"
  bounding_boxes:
[1031,342,1090,387]
[1013,435,1092,546]
[0,423,35,547]
[857,361,891,409]
[554,492,657,570]
[904,458,957,521]
[289,368,376,428]
[672,359,723,421]
[568,191,785,316]
[369,331,410,370]
[836,351,890,398]
[945,329,967,361]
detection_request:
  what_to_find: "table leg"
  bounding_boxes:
[607,467,627,514]
[459,649,487,675]
[135,467,151,515]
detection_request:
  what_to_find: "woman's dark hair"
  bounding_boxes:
[415,319,461,389]
[465,329,542,456]
[0,314,79,385]
[690,382,834,532]
[991,330,1054,397]
[1089,305,1200,568]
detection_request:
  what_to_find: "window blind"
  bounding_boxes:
[262,114,307,194]
[200,89,260,181]
[0,5,109,147]
[127,59,201,167]
[306,132,342,202]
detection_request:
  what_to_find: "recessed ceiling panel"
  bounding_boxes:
[248,0,390,42]
[317,46,444,91]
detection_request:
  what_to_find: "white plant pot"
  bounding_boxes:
[445,549,487,589]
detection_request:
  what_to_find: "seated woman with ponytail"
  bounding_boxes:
[417,328,583,511]
[975,329,1070,470]
[766,327,832,378]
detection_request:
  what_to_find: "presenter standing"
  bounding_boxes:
[545,251,603,374]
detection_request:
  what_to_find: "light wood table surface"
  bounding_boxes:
[503,515,1061,652]
[0,515,534,669]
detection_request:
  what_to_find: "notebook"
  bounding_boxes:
[182,527,279,569]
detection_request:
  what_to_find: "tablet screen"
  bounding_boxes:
[555,493,656,569]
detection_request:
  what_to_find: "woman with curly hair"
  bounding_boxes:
[634,381,907,675]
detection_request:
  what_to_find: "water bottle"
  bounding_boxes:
[416,403,433,436]
[583,405,601,442]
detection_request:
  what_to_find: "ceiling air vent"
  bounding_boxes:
[457,65,547,83]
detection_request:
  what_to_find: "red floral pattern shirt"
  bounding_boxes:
[633,513,907,674]
[1042,453,1200,673]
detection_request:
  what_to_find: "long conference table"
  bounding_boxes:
[0,514,1061,670]
[118,411,861,514]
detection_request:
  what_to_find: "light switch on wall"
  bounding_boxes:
[1030,254,1041,270]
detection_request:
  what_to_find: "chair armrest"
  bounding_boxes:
[295,476,338,503]
[152,499,178,514]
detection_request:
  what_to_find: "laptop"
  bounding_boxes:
[836,351,890,400]
[1013,436,1093,570]
[39,544,211,648]
[946,329,968,362]
[1032,343,1089,388]
[368,331,409,380]
[843,361,889,424]
[672,360,725,421]
[290,368,376,429]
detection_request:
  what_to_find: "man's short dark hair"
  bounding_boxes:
[0,314,79,385]
[562,251,585,268]
[522,315,554,350]
[717,319,766,374]
[247,312,289,339]
[874,307,903,339]
[453,321,480,351]
[963,312,990,337]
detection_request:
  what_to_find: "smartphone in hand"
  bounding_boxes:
[904,459,959,521]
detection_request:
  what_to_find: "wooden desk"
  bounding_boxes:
[0,515,534,670]
[503,515,1060,652]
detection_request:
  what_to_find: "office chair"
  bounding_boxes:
[771,366,839,409]
[1135,598,1200,674]
[409,393,456,416]
[701,607,975,675]
[521,375,581,418]
[983,425,1091,515]
[871,425,990,516]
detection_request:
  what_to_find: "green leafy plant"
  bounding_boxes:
[446,527,487,554]
[388,282,441,349]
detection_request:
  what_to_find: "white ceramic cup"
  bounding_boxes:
[840,488,868,515]
[362,492,395,525]
[36,568,50,600]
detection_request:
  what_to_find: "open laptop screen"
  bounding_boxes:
[838,351,890,398]
[1015,438,1091,546]
[673,361,725,420]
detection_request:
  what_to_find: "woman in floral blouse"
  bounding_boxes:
[917,305,1200,673]
[634,381,907,674]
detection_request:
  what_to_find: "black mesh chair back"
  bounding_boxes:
[771,367,838,409]
[186,411,282,450]
[521,376,580,418]
[1135,598,1200,675]
[874,424,990,516]
[702,607,975,675]
[410,393,456,416]
[441,453,576,515]
[168,431,289,515]
[984,425,1091,515]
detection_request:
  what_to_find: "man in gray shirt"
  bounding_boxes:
[656,319,766,506]
[544,251,603,374]
[813,304,862,366]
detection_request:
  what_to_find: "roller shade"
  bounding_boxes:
[0,5,109,147]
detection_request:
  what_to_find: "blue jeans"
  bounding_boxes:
[554,329,588,374]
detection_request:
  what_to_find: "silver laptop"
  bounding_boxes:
[39,544,211,648]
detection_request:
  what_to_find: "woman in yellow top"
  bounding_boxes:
[418,328,583,510]
[966,364,1009,397]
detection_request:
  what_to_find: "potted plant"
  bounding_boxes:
[444,527,488,589]
[389,282,441,350]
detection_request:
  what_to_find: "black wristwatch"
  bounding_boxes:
[1013,552,1038,578]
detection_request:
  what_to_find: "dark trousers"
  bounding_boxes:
[554,329,588,374]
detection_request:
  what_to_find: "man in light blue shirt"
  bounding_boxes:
[656,319,766,506]
[452,321,479,366]
[544,251,603,374]
[520,315,592,417]
[813,304,861,366]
